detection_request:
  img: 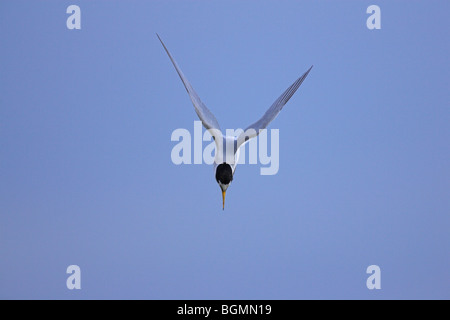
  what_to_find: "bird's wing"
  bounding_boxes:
[157,34,222,137]
[236,66,313,149]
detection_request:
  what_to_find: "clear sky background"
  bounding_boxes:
[1,1,449,299]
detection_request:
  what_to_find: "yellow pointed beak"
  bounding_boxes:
[222,190,226,210]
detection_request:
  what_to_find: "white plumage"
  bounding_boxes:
[157,34,312,209]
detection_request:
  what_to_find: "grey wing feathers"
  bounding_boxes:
[157,34,221,132]
[238,65,313,145]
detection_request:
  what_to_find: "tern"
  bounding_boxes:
[157,34,312,210]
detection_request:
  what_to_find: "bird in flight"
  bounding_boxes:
[157,34,312,210]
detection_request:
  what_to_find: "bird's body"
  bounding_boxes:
[157,34,312,209]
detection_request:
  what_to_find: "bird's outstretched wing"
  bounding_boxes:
[157,34,222,135]
[236,66,313,149]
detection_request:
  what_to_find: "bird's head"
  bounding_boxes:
[215,163,233,210]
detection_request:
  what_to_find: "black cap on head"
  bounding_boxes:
[215,163,233,185]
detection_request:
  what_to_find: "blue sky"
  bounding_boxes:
[1,1,449,299]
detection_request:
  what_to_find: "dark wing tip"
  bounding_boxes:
[156,33,163,43]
